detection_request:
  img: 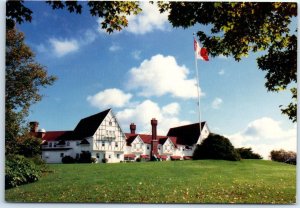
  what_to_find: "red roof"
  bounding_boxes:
[43,131,73,142]
[140,155,150,159]
[124,154,136,159]
[170,156,181,159]
[125,133,178,146]
[157,155,168,159]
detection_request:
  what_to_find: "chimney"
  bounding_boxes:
[29,121,39,133]
[37,129,46,139]
[151,118,158,159]
[130,123,136,134]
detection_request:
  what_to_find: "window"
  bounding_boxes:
[102,142,105,147]
[147,145,150,150]
[96,153,100,158]
[60,153,64,157]
[108,155,111,159]
[116,154,120,159]
[109,121,112,126]
[49,143,52,147]
[115,143,118,148]
[66,142,70,146]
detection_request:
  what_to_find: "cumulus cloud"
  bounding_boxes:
[127,54,204,99]
[87,88,132,109]
[227,117,297,159]
[212,97,223,109]
[109,44,121,52]
[162,103,180,116]
[125,1,169,34]
[49,38,79,57]
[42,30,97,57]
[116,100,190,134]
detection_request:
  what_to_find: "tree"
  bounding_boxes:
[193,133,241,161]
[6,27,56,155]
[270,149,296,164]
[236,147,262,159]
[6,0,142,33]
[158,2,297,122]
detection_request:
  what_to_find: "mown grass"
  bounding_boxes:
[5,160,296,203]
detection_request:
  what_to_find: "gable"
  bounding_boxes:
[73,109,111,139]
[167,122,207,146]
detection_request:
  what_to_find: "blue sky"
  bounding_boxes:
[13,1,296,159]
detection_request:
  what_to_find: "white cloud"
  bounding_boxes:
[49,38,79,57]
[227,117,297,159]
[162,103,180,116]
[212,97,223,109]
[109,44,121,52]
[125,2,169,35]
[218,69,225,75]
[127,54,204,99]
[131,50,142,60]
[116,100,190,135]
[80,30,97,45]
[218,54,229,59]
[40,30,97,57]
[87,88,132,109]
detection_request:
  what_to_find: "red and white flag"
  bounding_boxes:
[194,39,209,61]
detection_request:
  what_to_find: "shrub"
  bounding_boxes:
[5,155,41,189]
[236,147,262,159]
[91,157,97,163]
[62,156,75,164]
[136,158,141,162]
[270,149,296,165]
[78,151,92,163]
[16,133,42,158]
[102,158,108,163]
[193,133,241,161]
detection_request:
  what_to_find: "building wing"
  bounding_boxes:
[167,122,206,146]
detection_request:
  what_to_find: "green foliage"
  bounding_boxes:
[62,156,75,164]
[5,160,296,203]
[5,27,56,155]
[280,88,297,123]
[193,133,241,161]
[159,2,297,122]
[16,133,42,158]
[270,149,296,165]
[5,155,41,189]
[236,147,262,159]
[6,0,142,33]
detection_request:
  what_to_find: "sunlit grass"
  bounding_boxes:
[5,160,296,203]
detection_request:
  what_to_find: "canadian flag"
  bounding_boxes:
[194,39,209,61]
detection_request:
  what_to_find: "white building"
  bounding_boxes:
[33,108,210,163]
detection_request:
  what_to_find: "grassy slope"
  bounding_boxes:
[5,160,296,203]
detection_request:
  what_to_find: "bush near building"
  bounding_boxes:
[236,147,262,159]
[193,133,241,161]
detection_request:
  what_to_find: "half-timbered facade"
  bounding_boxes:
[35,108,210,163]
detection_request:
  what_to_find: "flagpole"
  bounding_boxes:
[193,34,202,141]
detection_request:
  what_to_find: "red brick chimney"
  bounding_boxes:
[30,121,39,133]
[151,118,158,159]
[130,123,136,134]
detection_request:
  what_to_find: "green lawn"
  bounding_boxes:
[5,160,296,203]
